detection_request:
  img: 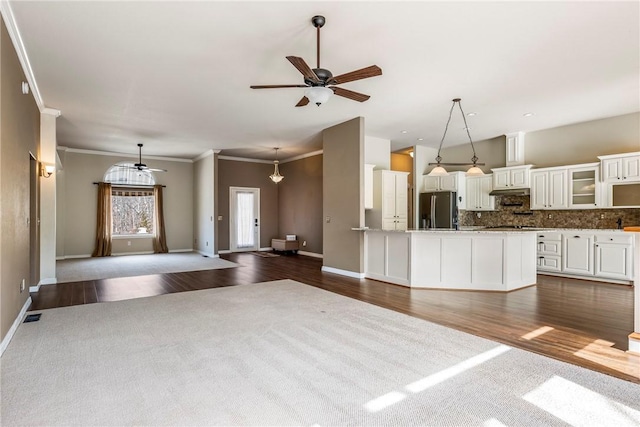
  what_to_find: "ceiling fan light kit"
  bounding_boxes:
[250,15,382,107]
[428,98,485,177]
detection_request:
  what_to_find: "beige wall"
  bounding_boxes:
[1,18,41,340]
[435,136,507,173]
[524,112,640,167]
[57,151,194,257]
[217,159,279,250]
[391,153,414,228]
[323,117,364,274]
[278,154,323,255]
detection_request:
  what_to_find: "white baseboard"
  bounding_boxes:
[169,249,194,253]
[217,250,231,254]
[112,251,155,256]
[59,254,92,260]
[0,296,32,356]
[537,272,632,285]
[30,277,57,292]
[298,251,323,258]
[321,266,365,279]
[629,334,640,355]
[197,250,217,257]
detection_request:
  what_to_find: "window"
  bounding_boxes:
[104,163,156,236]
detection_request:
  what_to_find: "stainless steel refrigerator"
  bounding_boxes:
[419,191,458,229]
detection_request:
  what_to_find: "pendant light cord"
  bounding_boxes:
[457,100,479,165]
[435,100,456,164]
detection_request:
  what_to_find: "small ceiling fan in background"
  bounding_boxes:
[250,15,382,107]
[118,144,167,172]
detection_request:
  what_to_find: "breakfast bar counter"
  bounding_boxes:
[365,229,537,291]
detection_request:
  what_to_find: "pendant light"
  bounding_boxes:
[269,148,284,183]
[428,98,485,176]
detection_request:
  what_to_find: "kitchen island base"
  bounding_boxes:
[365,230,537,291]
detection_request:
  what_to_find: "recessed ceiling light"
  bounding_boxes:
[463,127,471,131]
[523,112,535,117]
[417,138,424,141]
[467,112,477,117]
[401,130,408,134]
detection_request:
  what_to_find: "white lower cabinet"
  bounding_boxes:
[594,235,633,280]
[536,231,633,283]
[562,234,594,276]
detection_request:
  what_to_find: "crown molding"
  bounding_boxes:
[1,0,46,112]
[56,146,193,163]
[218,155,273,164]
[41,108,61,117]
[219,149,323,165]
[192,149,220,162]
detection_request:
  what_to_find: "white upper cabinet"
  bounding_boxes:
[505,132,525,166]
[422,171,466,208]
[466,175,495,211]
[491,165,533,189]
[370,170,409,231]
[530,168,568,210]
[364,164,375,210]
[598,152,640,182]
[568,163,600,209]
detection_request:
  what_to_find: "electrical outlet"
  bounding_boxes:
[600,214,605,219]
[218,216,223,221]
[302,241,307,247]
[20,279,25,293]
[547,214,552,219]
[476,212,481,218]
[326,216,331,223]
[127,241,131,246]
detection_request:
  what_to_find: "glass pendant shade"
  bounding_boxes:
[304,86,333,106]
[466,165,485,176]
[270,160,284,183]
[428,165,449,176]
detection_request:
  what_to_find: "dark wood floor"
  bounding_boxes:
[31,252,639,383]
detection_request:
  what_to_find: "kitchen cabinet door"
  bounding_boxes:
[493,170,511,189]
[530,171,548,210]
[548,169,568,208]
[594,243,632,280]
[466,176,494,210]
[511,168,529,188]
[423,175,440,192]
[562,234,594,276]
[622,156,640,181]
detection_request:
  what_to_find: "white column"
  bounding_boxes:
[630,232,640,354]
[38,108,61,286]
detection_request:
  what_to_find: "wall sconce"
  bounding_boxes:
[41,164,55,178]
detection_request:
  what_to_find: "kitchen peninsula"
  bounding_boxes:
[365,229,537,291]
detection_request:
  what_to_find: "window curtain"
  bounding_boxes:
[92,182,112,257]
[153,185,169,253]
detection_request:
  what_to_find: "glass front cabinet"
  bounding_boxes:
[568,163,599,209]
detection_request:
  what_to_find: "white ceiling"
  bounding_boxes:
[6,1,639,161]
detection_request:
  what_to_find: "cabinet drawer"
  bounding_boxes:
[594,234,633,244]
[537,241,561,256]
[537,232,561,241]
[537,256,562,272]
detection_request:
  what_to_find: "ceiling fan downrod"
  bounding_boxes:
[311,15,325,69]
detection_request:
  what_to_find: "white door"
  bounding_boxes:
[230,187,260,252]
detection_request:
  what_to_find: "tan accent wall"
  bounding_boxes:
[323,117,364,273]
[278,154,323,255]
[1,19,41,340]
[524,112,640,167]
[217,159,279,250]
[436,136,507,173]
[391,153,414,228]
[57,151,193,257]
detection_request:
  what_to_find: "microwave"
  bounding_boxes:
[609,182,640,207]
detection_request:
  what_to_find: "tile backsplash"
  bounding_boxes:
[459,195,640,229]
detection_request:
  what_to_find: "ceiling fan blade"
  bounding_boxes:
[295,96,310,107]
[286,56,320,83]
[250,84,308,89]
[330,86,370,102]
[147,168,167,172]
[330,65,382,85]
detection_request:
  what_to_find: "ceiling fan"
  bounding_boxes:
[118,144,167,172]
[250,15,382,107]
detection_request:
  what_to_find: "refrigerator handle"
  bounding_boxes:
[430,194,436,229]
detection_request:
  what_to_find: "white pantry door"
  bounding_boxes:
[229,187,260,252]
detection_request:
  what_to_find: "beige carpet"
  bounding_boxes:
[56,252,238,283]
[2,280,639,426]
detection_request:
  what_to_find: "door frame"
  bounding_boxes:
[229,186,260,252]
